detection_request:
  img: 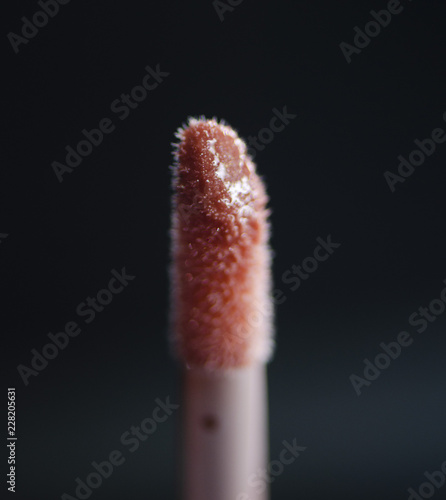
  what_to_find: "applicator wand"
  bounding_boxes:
[170,118,274,500]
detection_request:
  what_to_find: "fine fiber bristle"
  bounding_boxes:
[169,117,273,370]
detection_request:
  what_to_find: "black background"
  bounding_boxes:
[2,1,446,499]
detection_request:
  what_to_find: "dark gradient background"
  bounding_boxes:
[2,1,446,499]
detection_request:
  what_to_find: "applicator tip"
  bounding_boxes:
[170,118,273,370]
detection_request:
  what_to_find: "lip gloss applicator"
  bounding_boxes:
[169,117,274,500]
